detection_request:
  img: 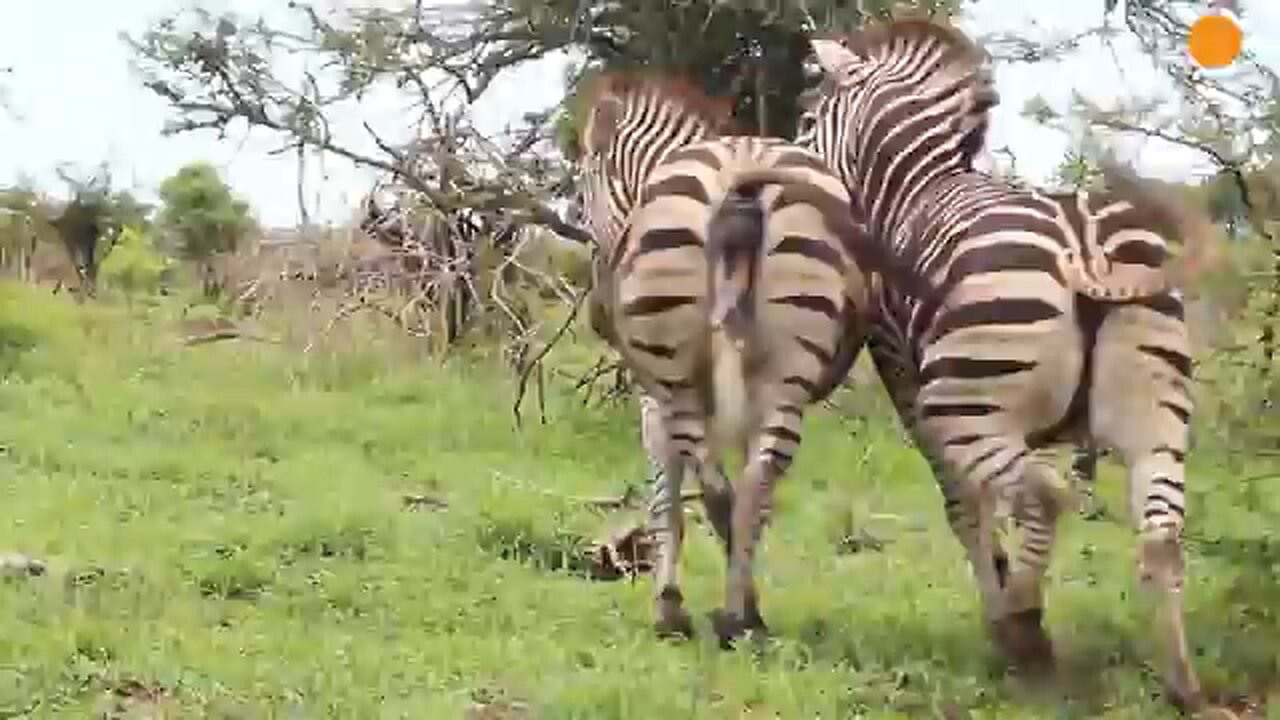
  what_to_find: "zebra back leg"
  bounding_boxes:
[999,450,1069,670]
[710,401,805,647]
[914,301,1083,670]
[868,334,1047,665]
[1089,302,1204,712]
[866,338,1014,593]
[639,391,735,556]
[646,391,704,640]
[925,431,1060,670]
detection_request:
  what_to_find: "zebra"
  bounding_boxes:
[800,18,1219,713]
[570,74,737,596]
[576,70,883,643]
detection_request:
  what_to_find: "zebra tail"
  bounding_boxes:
[714,167,936,305]
[705,179,767,445]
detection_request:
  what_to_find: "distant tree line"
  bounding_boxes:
[0,162,256,302]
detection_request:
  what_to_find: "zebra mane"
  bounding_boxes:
[810,18,997,167]
[582,71,740,137]
[840,17,987,74]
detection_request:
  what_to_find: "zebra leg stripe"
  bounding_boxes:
[997,451,1068,665]
[716,403,807,643]
[639,390,734,555]
[646,394,696,639]
[866,337,1014,593]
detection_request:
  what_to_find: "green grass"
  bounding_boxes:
[0,280,1278,719]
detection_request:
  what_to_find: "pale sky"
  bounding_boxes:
[1,1,1277,229]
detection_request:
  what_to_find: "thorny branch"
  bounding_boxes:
[125,2,609,408]
[125,4,591,245]
[513,283,590,427]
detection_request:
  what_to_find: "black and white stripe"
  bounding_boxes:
[578,72,873,642]
[802,19,1216,711]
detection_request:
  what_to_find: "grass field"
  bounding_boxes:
[0,280,1277,719]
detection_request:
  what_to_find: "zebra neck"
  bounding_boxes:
[858,162,972,246]
[619,121,716,208]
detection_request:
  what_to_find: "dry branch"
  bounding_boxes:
[183,329,278,346]
[512,284,589,427]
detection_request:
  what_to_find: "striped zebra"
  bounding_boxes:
[801,19,1218,713]
[571,76,736,561]
[577,71,879,643]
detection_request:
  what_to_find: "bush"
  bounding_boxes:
[100,225,172,302]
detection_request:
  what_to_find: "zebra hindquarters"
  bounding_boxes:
[913,270,1080,663]
[1087,298,1204,711]
[711,192,860,646]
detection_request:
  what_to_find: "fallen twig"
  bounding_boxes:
[580,486,703,511]
[587,520,654,581]
[401,492,449,511]
[183,330,278,346]
[487,471,703,512]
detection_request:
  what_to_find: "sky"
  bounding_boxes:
[1,0,1277,229]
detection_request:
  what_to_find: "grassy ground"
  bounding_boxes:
[0,280,1277,719]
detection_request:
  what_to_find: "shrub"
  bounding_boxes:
[100,225,172,302]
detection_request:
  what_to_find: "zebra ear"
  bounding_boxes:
[810,38,862,85]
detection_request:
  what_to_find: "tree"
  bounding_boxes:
[0,184,53,280]
[156,162,255,297]
[126,1,968,247]
[43,165,152,298]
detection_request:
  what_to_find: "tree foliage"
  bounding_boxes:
[540,0,965,152]
[156,162,255,297]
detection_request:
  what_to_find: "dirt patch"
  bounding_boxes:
[96,677,179,719]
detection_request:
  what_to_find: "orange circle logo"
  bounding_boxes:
[1188,14,1242,68]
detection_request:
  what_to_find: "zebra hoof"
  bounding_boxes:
[992,608,1055,672]
[653,587,695,640]
[708,608,769,650]
[653,608,695,641]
